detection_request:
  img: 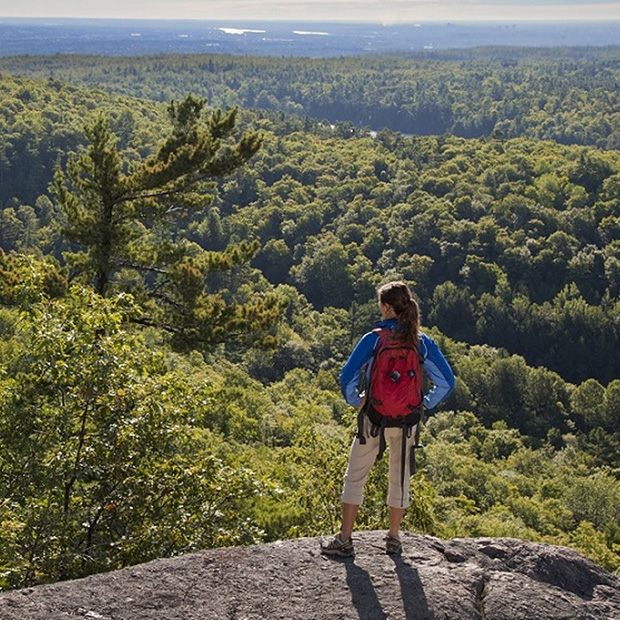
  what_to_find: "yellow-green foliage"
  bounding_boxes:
[1,65,619,588]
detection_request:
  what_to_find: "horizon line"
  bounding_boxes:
[2,15,620,24]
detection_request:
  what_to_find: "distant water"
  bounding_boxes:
[0,18,620,57]
[0,18,619,57]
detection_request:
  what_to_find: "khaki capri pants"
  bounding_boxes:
[341,414,418,509]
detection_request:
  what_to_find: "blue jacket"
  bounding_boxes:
[339,319,456,410]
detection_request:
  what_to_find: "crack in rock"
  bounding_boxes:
[476,572,490,620]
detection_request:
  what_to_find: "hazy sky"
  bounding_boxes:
[2,0,619,22]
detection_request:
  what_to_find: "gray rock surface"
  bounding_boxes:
[0,531,618,619]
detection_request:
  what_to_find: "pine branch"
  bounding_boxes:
[129,315,180,334]
[114,261,169,275]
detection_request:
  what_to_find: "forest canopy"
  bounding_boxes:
[2,74,618,382]
[0,47,619,588]
[1,46,619,148]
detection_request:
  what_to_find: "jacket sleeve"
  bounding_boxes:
[420,334,456,411]
[339,331,379,407]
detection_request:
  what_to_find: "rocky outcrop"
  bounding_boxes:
[1,531,618,619]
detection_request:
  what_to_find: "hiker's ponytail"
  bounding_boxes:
[377,281,420,345]
[398,296,420,346]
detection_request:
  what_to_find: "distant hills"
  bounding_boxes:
[1,18,619,57]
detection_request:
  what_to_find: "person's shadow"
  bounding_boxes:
[344,561,388,620]
[390,554,434,620]
[343,555,433,620]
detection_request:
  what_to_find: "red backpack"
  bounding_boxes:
[367,328,424,420]
[356,328,425,507]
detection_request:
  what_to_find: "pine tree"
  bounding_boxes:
[52,95,284,349]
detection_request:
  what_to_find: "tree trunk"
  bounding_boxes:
[95,198,114,295]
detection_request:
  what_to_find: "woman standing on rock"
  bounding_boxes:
[321,280,455,557]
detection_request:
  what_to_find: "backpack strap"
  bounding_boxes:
[400,423,408,507]
[371,407,422,507]
[374,416,388,461]
[356,405,367,445]
[378,418,415,508]
[410,409,427,475]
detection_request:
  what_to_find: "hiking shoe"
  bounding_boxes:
[320,534,355,557]
[385,534,402,555]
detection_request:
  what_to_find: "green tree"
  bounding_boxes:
[563,473,620,534]
[571,378,606,430]
[603,380,620,432]
[52,95,284,349]
[569,152,614,196]
[253,238,294,284]
[0,286,268,587]
[429,282,475,343]
[291,234,357,309]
